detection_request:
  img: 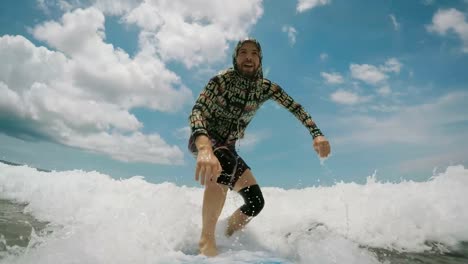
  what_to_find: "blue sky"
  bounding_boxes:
[1,0,467,188]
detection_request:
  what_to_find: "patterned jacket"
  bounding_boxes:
[188,39,323,152]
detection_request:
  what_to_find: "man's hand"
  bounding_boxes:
[195,147,222,185]
[313,136,331,158]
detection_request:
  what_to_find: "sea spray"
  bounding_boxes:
[1,163,468,263]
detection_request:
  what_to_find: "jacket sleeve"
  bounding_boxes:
[188,77,219,141]
[269,83,324,139]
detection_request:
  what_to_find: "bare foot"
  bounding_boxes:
[199,237,218,257]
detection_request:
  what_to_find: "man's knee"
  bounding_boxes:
[238,184,265,217]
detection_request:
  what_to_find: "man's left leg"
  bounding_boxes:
[225,169,265,236]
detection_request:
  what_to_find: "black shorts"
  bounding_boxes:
[212,146,250,189]
[189,137,250,189]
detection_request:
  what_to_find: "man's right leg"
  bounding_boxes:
[199,181,228,257]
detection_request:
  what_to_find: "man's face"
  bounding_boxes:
[235,42,260,78]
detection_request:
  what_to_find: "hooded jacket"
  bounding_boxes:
[188,39,323,152]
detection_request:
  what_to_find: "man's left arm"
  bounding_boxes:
[270,83,331,158]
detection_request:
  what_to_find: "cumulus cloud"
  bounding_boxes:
[321,72,344,84]
[350,64,388,85]
[297,0,331,13]
[330,90,370,105]
[31,8,192,112]
[349,58,402,85]
[42,0,263,68]
[93,0,142,15]
[328,59,402,105]
[122,0,263,67]
[0,7,194,165]
[427,8,468,53]
[7,0,265,164]
[282,25,298,45]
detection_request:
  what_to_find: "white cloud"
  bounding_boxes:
[350,58,402,86]
[282,25,298,45]
[33,7,108,59]
[0,7,194,165]
[333,91,468,146]
[123,0,264,68]
[350,64,388,85]
[123,1,163,31]
[31,8,192,112]
[17,1,265,164]
[389,14,400,31]
[321,72,344,84]
[51,0,263,68]
[427,8,468,53]
[330,90,369,105]
[297,0,331,13]
[93,0,142,15]
[0,82,22,115]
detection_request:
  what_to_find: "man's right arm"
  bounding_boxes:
[188,78,219,143]
[189,78,223,184]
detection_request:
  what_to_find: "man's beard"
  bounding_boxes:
[239,67,257,79]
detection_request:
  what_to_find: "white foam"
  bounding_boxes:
[1,163,467,263]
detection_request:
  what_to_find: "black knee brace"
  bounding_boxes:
[238,184,265,217]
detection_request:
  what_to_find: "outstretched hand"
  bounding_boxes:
[313,136,331,158]
[195,148,222,186]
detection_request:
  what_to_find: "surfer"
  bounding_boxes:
[188,38,331,256]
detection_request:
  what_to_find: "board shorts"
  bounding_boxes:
[189,137,250,190]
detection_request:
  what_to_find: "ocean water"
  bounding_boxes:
[0,163,467,264]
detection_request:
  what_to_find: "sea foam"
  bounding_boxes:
[1,163,467,263]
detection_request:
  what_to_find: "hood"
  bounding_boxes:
[232,38,263,80]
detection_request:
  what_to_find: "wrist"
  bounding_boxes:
[311,125,324,139]
[194,134,211,149]
[197,144,212,151]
